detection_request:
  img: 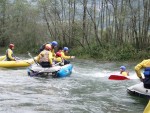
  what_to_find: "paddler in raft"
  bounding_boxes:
[38,41,58,57]
[6,43,17,61]
[135,60,150,113]
[120,66,129,76]
[37,44,54,68]
[54,52,64,66]
[135,59,150,89]
[59,47,75,65]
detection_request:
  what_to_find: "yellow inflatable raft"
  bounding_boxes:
[0,55,6,61]
[0,56,37,68]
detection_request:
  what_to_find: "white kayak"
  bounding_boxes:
[127,82,150,98]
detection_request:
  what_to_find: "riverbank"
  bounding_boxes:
[71,45,150,62]
[0,45,149,62]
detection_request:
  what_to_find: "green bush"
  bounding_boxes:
[71,43,147,61]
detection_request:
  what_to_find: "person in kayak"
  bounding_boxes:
[38,41,58,56]
[37,44,54,67]
[135,60,150,89]
[60,47,75,65]
[120,66,129,76]
[6,43,16,61]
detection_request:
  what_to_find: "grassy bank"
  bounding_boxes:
[1,44,149,62]
[71,44,150,61]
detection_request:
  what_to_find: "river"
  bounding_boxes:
[0,58,147,113]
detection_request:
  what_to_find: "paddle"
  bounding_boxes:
[108,75,130,80]
[27,52,40,66]
[13,56,32,65]
[29,61,62,77]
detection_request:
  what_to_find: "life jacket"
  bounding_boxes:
[144,67,150,78]
[121,71,128,76]
[6,49,14,61]
[39,50,49,63]
[55,56,64,63]
[143,67,150,89]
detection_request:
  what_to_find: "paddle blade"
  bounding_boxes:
[109,75,129,80]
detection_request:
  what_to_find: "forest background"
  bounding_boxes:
[0,0,150,61]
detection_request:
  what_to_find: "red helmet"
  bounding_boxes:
[56,52,61,57]
[45,44,51,50]
[9,43,14,49]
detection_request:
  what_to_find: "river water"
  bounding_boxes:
[0,58,148,113]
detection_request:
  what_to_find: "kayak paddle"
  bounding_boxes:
[28,52,40,66]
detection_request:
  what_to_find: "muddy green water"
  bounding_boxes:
[0,58,147,113]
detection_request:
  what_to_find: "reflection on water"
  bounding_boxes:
[0,59,147,113]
